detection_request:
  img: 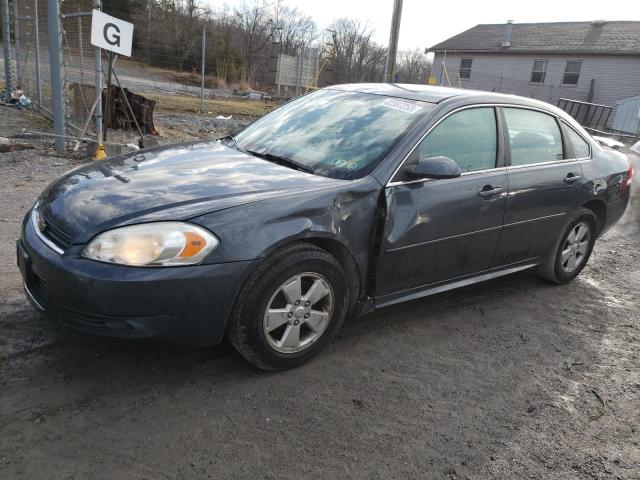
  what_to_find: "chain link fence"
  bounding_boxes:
[14,0,51,118]
[60,0,94,129]
[12,0,94,131]
[5,0,320,144]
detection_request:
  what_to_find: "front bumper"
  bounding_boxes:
[18,215,258,343]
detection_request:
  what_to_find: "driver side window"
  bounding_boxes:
[406,107,498,175]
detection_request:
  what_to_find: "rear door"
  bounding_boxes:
[491,107,584,267]
[375,106,508,297]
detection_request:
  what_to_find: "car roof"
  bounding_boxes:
[326,83,549,107]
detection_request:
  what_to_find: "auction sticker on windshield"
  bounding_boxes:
[382,98,422,114]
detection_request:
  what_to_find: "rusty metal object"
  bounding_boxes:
[102,86,158,135]
[0,143,34,153]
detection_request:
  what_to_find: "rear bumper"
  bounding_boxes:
[18,215,258,343]
[600,188,631,236]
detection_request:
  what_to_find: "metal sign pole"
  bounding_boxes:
[200,24,205,113]
[92,0,106,159]
[89,5,134,157]
[103,51,114,142]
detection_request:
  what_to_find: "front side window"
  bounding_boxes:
[459,59,473,79]
[565,126,591,158]
[408,107,497,174]
[563,61,582,85]
[530,60,548,83]
[234,89,431,179]
[504,108,564,166]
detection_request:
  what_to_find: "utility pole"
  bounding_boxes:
[1,0,13,98]
[200,24,206,113]
[47,0,65,152]
[384,0,403,83]
[92,0,106,159]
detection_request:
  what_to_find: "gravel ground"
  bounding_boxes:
[1,108,639,480]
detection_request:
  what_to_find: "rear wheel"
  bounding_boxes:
[538,208,597,284]
[228,243,349,370]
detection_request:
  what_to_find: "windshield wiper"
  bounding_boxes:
[219,135,240,151]
[246,150,314,174]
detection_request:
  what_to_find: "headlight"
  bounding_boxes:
[82,222,219,266]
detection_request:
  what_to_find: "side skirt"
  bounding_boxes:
[371,260,539,310]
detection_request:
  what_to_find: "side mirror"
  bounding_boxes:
[405,156,462,180]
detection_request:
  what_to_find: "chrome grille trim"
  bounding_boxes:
[31,207,65,255]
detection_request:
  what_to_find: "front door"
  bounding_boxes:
[491,107,584,267]
[375,107,507,297]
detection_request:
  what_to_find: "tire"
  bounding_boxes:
[537,207,598,284]
[228,242,349,370]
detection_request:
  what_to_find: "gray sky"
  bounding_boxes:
[212,0,639,50]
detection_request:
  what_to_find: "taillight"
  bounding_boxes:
[622,159,633,192]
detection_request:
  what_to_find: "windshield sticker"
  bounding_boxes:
[331,159,360,171]
[382,98,422,114]
[346,161,359,170]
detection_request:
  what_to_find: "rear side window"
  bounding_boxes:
[504,108,564,166]
[412,107,497,173]
[565,126,590,158]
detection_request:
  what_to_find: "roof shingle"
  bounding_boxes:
[428,21,640,55]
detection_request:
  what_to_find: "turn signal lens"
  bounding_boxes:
[82,222,219,267]
[179,231,207,258]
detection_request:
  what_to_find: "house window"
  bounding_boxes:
[530,60,548,83]
[459,59,473,80]
[563,61,582,85]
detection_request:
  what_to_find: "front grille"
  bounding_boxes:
[25,269,47,309]
[41,215,72,251]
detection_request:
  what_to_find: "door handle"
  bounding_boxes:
[477,186,503,199]
[563,173,582,184]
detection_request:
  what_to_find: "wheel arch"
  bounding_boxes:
[267,234,361,302]
[580,198,607,235]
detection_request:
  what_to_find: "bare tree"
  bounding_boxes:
[166,0,206,72]
[233,1,273,83]
[127,1,427,91]
[325,19,385,84]
[272,2,318,55]
[395,49,432,84]
[133,0,208,72]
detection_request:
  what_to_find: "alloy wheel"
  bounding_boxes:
[263,273,334,354]
[560,221,591,273]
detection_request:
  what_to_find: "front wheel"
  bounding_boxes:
[228,243,349,370]
[538,208,597,284]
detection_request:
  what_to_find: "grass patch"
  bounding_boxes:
[143,93,268,117]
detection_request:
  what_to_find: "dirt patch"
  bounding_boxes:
[1,109,639,479]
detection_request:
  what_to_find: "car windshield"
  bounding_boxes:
[234,89,432,179]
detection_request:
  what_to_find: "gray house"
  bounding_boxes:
[428,21,640,112]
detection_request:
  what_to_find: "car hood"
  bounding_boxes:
[37,141,343,243]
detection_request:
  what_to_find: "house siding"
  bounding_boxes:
[432,53,640,108]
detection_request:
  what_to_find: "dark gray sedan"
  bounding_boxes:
[18,84,632,369]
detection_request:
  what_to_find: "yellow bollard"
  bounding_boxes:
[92,143,107,160]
